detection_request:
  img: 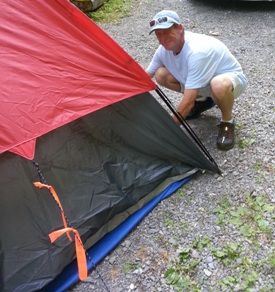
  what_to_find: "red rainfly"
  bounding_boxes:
[0,0,156,160]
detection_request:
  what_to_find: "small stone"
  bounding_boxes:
[208,262,215,270]
[169,238,176,245]
[203,269,212,276]
[236,258,242,265]
[143,266,150,274]
[191,249,200,258]
[133,268,143,274]
[233,284,243,292]
[108,256,116,264]
[215,225,221,231]
[206,256,213,263]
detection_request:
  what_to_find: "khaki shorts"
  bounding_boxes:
[181,73,248,99]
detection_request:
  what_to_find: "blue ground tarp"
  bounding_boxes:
[41,175,194,292]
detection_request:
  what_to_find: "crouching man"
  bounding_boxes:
[146,10,247,151]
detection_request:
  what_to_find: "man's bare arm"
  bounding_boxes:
[172,88,199,124]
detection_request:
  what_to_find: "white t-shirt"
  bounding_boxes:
[146,31,245,90]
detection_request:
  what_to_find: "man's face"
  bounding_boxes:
[154,25,183,51]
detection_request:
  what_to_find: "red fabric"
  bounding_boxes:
[1,0,155,159]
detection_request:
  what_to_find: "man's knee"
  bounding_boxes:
[211,76,233,98]
[155,67,170,86]
[155,67,182,92]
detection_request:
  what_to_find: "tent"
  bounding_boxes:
[0,1,220,291]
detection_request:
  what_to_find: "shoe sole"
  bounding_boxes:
[217,142,235,151]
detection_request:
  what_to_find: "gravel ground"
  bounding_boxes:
[71,0,275,291]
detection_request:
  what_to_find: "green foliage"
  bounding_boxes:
[163,191,274,291]
[163,218,175,228]
[179,221,189,233]
[210,193,275,290]
[122,261,142,273]
[255,174,264,184]
[242,271,258,289]
[212,195,232,226]
[192,236,211,252]
[221,270,259,290]
[253,162,262,171]
[238,137,255,149]
[164,247,201,291]
[87,0,133,23]
[214,193,274,238]
[163,211,175,228]
[176,188,186,197]
[211,243,240,266]
[268,254,275,268]
[253,251,275,271]
[164,268,201,291]
[221,275,236,286]
[164,231,275,291]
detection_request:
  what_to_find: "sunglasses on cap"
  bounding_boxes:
[150,16,179,28]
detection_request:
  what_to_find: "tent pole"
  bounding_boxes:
[155,86,222,176]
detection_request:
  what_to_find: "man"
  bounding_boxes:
[146,10,247,151]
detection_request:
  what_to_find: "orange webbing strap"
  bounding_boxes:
[33,182,72,241]
[49,227,88,280]
[34,182,88,280]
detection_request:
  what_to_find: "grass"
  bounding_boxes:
[86,0,134,23]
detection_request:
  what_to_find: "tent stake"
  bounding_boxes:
[155,86,222,176]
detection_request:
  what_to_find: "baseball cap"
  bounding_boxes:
[149,10,180,35]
